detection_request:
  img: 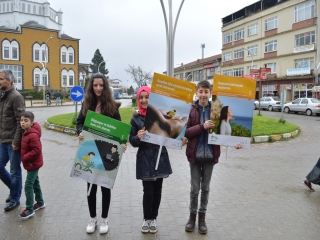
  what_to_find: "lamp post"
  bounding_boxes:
[42,36,52,105]
[186,73,192,81]
[97,60,107,73]
[160,0,185,76]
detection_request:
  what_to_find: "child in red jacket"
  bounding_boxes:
[19,111,45,220]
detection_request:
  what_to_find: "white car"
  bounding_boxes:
[254,96,282,111]
[283,98,320,116]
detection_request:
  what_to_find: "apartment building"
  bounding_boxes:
[172,54,221,85]
[221,0,319,100]
[0,0,80,91]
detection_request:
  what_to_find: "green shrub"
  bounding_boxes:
[132,96,137,107]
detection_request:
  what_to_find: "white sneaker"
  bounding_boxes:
[149,219,158,233]
[99,218,109,234]
[141,219,150,233]
[86,218,97,233]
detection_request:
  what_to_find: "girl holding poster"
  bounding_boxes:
[76,73,125,235]
[129,86,172,234]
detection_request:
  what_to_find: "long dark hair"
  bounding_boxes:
[217,106,229,134]
[81,73,117,116]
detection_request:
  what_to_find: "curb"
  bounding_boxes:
[45,120,300,143]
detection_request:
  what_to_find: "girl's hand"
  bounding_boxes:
[182,137,188,146]
[235,143,242,149]
[122,144,127,152]
[137,129,146,139]
[78,132,84,141]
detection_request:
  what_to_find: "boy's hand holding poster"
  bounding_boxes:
[70,110,131,189]
[208,74,256,148]
[140,72,195,150]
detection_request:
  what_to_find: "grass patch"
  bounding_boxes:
[47,108,300,137]
[252,114,299,136]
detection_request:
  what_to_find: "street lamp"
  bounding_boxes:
[186,73,192,81]
[97,60,107,73]
[42,36,52,105]
[160,0,185,76]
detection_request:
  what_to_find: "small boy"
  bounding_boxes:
[184,80,220,234]
[19,111,45,220]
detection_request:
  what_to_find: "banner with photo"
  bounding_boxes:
[140,72,195,150]
[208,74,256,148]
[70,110,131,189]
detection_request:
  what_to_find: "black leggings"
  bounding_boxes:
[142,178,163,220]
[87,183,111,218]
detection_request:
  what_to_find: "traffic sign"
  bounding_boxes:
[70,86,84,102]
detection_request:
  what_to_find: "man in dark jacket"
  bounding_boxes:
[0,69,25,211]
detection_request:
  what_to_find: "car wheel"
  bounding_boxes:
[268,105,273,111]
[254,104,257,110]
[284,107,290,113]
[306,109,312,116]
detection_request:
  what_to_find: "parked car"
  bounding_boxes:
[283,98,320,116]
[254,96,282,111]
[121,93,130,99]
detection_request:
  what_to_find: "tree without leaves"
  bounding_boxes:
[90,49,109,74]
[125,65,152,87]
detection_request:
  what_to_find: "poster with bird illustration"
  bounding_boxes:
[141,72,195,150]
[70,111,131,189]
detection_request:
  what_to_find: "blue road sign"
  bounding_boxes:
[70,86,84,102]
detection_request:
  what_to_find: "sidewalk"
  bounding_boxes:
[25,99,77,108]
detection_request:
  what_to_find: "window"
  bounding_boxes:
[265,16,278,31]
[223,32,232,44]
[234,28,244,41]
[33,5,36,14]
[60,46,74,64]
[247,65,258,74]
[22,3,25,12]
[0,64,22,87]
[223,69,233,76]
[27,4,30,13]
[294,57,314,68]
[264,63,276,73]
[295,31,315,47]
[39,6,42,15]
[2,40,19,60]
[42,74,47,85]
[61,69,75,87]
[223,52,232,61]
[265,40,277,52]
[234,49,244,59]
[33,43,48,62]
[69,53,73,64]
[33,68,47,86]
[35,74,40,85]
[295,0,315,23]
[248,23,258,36]
[233,68,244,77]
[247,45,258,56]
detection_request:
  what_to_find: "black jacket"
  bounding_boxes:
[129,111,172,180]
[76,103,121,135]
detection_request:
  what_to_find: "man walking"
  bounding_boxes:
[0,69,25,211]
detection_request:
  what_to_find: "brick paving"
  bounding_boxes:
[1,106,320,240]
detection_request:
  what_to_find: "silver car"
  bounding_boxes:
[283,98,320,116]
[254,96,282,111]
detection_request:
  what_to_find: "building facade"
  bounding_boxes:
[0,0,79,91]
[221,0,320,100]
[172,54,221,85]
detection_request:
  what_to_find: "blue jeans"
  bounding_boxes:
[189,162,214,214]
[0,143,22,202]
[56,97,60,105]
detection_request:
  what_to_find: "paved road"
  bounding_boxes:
[1,107,320,240]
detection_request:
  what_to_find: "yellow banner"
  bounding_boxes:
[151,73,195,104]
[212,75,256,100]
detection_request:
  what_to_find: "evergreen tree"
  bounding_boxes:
[90,49,109,74]
[128,86,135,95]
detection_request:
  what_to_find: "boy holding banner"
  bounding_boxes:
[184,80,220,234]
[129,86,172,234]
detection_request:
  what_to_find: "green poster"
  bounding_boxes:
[70,111,131,189]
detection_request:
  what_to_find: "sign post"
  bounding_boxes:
[70,86,85,115]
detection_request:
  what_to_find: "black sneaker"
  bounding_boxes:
[5,195,10,203]
[34,202,46,211]
[19,209,35,220]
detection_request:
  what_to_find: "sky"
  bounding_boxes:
[49,0,258,88]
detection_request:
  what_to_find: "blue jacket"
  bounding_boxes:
[129,111,172,180]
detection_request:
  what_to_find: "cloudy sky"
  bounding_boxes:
[50,0,258,88]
